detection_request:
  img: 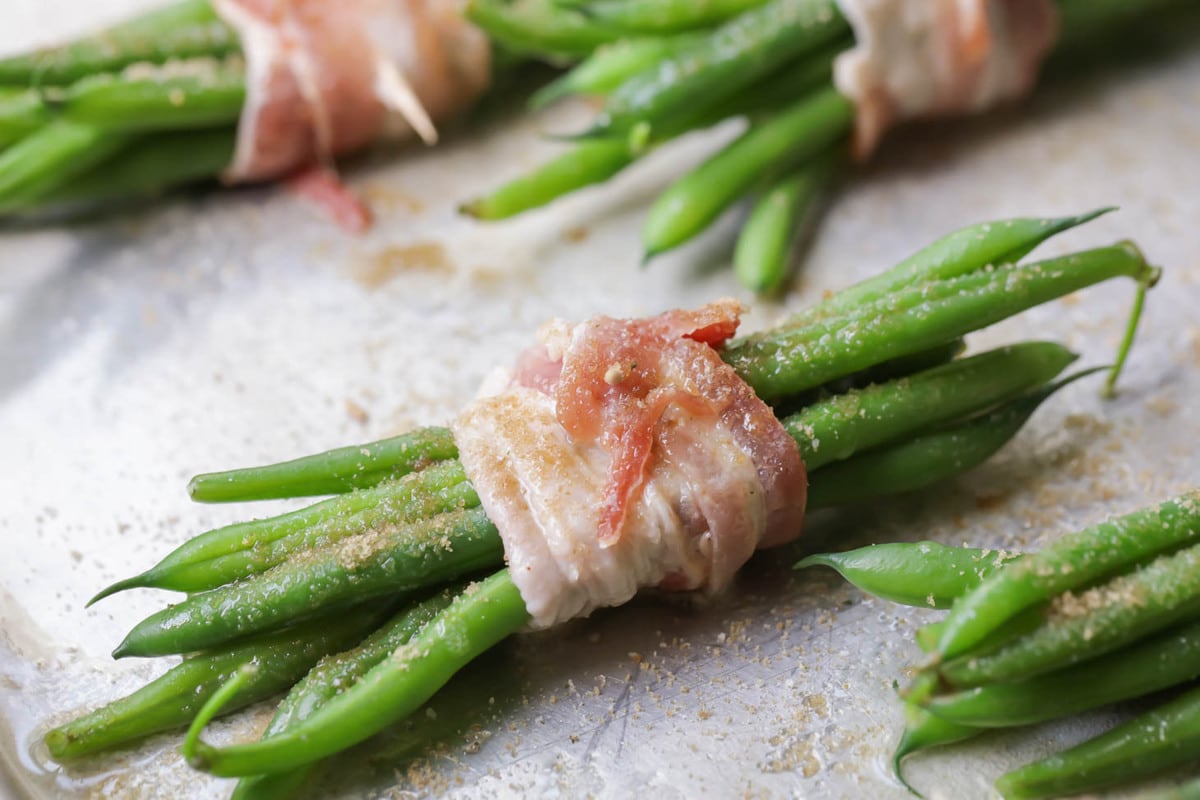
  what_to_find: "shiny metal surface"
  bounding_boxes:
[1,3,1198,798]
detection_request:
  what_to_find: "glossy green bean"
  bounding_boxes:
[797,542,1021,609]
[34,127,235,210]
[0,0,239,86]
[995,683,1200,799]
[43,603,393,760]
[805,372,1093,510]
[564,0,772,33]
[782,341,1078,470]
[934,491,1200,661]
[0,121,130,211]
[230,589,459,800]
[584,0,848,137]
[927,619,1200,727]
[724,242,1159,402]
[0,90,49,147]
[790,208,1115,326]
[531,33,703,107]
[465,0,621,60]
[112,508,504,658]
[92,460,477,602]
[939,539,1200,688]
[733,153,837,294]
[642,87,852,258]
[188,426,459,502]
[915,606,1043,654]
[184,569,531,777]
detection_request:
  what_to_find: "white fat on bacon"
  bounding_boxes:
[453,300,807,629]
[833,0,1059,157]
[212,0,490,182]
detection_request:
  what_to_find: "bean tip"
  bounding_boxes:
[86,573,150,607]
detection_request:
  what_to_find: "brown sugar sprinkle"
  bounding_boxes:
[1047,574,1148,622]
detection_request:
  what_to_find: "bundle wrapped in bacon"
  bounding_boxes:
[453,300,808,629]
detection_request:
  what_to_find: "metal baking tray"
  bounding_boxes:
[1,2,1198,797]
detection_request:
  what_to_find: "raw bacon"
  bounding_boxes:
[213,0,491,183]
[453,301,807,629]
[833,0,1059,157]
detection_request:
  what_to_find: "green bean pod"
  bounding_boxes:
[92,460,478,602]
[927,619,1200,727]
[230,589,459,800]
[782,341,1079,470]
[725,242,1159,402]
[43,602,394,760]
[995,683,1200,800]
[733,153,838,294]
[584,0,849,137]
[531,33,703,107]
[934,491,1200,661]
[642,87,853,257]
[183,569,531,777]
[563,0,773,33]
[187,426,459,502]
[465,0,621,60]
[939,539,1200,688]
[0,0,239,86]
[0,121,130,210]
[796,542,1021,609]
[112,508,504,658]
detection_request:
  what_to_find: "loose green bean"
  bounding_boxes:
[935,491,1200,661]
[188,426,459,502]
[939,539,1200,688]
[230,589,459,800]
[995,684,1200,799]
[927,619,1200,727]
[183,569,531,777]
[733,153,838,294]
[797,542,1021,609]
[43,602,393,759]
[112,508,503,658]
[643,87,852,257]
[782,341,1078,470]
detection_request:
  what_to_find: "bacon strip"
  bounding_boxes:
[833,0,1059,158]
[212,0,491,183]
[453,301,807,629]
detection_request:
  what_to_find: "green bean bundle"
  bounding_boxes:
[802,492,1200,798]
[464,0,1187,293]
[46,214,1157,795]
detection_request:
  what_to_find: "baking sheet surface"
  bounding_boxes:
[1,3,1198,798]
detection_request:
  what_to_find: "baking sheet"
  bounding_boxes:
[1,2,1199,798]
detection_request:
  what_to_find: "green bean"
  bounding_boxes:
[927,619,1200,728]
[465,0,621,60]
[460,138,634,220]
[805,371,1097,511]
[531,33,703,108]
[111,508,504,658]
[43,602,394,760]
[230,589,459,800]
[934,491,1200,661]
[724,242,1159,402]
[0,90,50,147]
[939,539,1200,688]
[34,128,235,210]
[995,683,1200,800]
[790,208,1116,326]
[806,339,966,401]
[892,674,980,789]
[188,426,459,502]
[642,87,852,258]
[915,606,1043,654]
[183,569,531,777]
[797,542,1021,609]
[733,153,838,294]
[584,0,849,138]
[92,460,477,602]
[0,0,239,87]
[0,121,130,211]
[783,341,1078,470]
[52,58,246,133]
[563,0,773,33]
